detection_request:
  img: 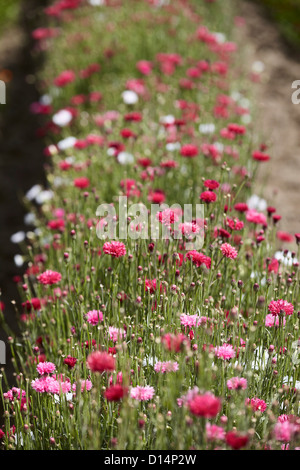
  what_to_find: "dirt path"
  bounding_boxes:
[239,1,300,236]
[0,1,48,395]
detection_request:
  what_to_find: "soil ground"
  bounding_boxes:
[239,1,300,236]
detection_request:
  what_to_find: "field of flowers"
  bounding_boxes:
[0,0,299,451]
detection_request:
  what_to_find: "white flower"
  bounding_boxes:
[35,190,54,205]
[121,90,138,105]
[52,109,73,127]
[14,255,24,267]
[88,0,105,5]
[214,32,226,44]
[40,94,52,105]
[214,142,224,153]
[252,61,265,73]
[24,213,37,225]
[241,114,252,124]
[274,251,296,267]
[57,136,77,150]
[160,114,175,125]
[117,152,134,165]
[10,231,26,244]
[25,184,42,201]
[199,123,215,134]
[247,194,267,211]
[166,142,181,151]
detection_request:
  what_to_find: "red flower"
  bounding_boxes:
[186,251,211,269]
[87,351,116,373]
[234,202,248,213]
[64,356,77,369]
[180,144,198,158]
[268,300,294,317]
[200,191,217,203]
[74,177,90,189]
[204,179,219,190]
[54,70,76,87]
[277,231,293,243]
[226,431,249,450]
[162,333,189,352]
[189,393,221,418]
[104,385,128,402]
[252,150,270,162]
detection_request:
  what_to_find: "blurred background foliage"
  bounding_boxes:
[0,0,22,32]
[252,0,300,49]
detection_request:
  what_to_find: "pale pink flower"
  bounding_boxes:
[265,314,286,327]
[227,377,247,390]
[36,362,56,375]
[72,380,93,393]
[109,327,126,343]
[215,343,235,360]
[130,385,155,401]
[154,361,179,373]
[206,423,225,442]
[220,243,238,259]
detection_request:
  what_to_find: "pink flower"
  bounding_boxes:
[31,376,71,394]
[36,362,56,376]
[32,376,58,393]
[136,60,153,75]
[246,397,267,413]
[220,243,238,259]
[86,310,103,326]
[87,351,116,373]
[206,423,225,441]
[156,209,179,225]
[72,380,93,393]
[180,314,207,328]
[265,314,286,327]
[215,343,236,360]
[227,377,247,390]
[178,222,200,237]
[54,70,76,87]
[189,393,221,418]
[108,327,126,343]
[37,270,62,285]
[268,300,294,317]
[246,209,267,226]
[154,361,179,373]
[274,421,298,442]
[130,385,155,401]
[103,241,126,258]
[186,251,211,269]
